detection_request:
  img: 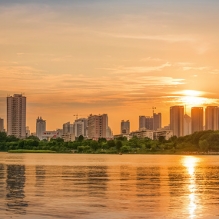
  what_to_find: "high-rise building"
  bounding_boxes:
[36,117,46,140]
[106,126,113,138]
[56,129,63,138]
[7,94,26,138]
[184,114,191,136]
[121,120,130,134]
[170,106,184,137]
[26,126,30,137]
[139,116,146,130]
[88,114,108,139]
[139,116,153,130]
[63,122,71,134]
[74,118,88,137]
[0,118,4,132]
[191,107,203,133]
[139,113,161,131]
[145,117,153,130]
[205,106,219,131]
[153,113,162,131]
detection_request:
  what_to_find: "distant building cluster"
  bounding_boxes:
[119,112,170,141]
[170,106,219,137]
[139,113,161,131]
[1,94,219,141]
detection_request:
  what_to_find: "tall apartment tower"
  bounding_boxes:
[170,106,184,137]
[63,122,71,134]
[153,113,162,131]
[74,118,88,137]
[191,107,203,133]
[139,116,146,130]
[139,116,153,130]
[36,117,46,140]
[88,114,108,139]
[7,94,26,138]
[121,120,130,134]
[139,113,162,131]
[205,106,219,131]
[0,118,4,132]
[184,114,191,136]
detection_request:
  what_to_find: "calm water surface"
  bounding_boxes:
[0,153,219,219]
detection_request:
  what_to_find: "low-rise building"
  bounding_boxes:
[153,130,173,140]
[41,131,59,141]
[130,130,154,140]
[62,133,75,142]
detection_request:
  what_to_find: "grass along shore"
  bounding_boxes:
[8,149,56,153]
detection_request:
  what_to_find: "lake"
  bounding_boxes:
[0,153,219,219]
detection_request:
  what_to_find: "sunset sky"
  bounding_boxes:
[0,0,219,134]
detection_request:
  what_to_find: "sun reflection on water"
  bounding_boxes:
[182,156,200,219]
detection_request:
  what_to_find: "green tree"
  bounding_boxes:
[107,140,116,148]
[199,139,209,152]
[90,140,99,151]
[0,132,7,142]
[78,135,84,142]
[26,135,40,141]
[6,135,19,142]
[116,140,123,151]
[120,145,131,153]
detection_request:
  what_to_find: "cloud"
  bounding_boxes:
[99,62,172,74]
[100,32,196,43]
[183,66,208,71]
[209,70,219,75]
[0,62,184,109]
[140,57,162,62]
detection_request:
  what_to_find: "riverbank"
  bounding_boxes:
[8,149,56,153]
[6,150,219,155]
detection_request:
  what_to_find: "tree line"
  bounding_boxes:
[0,130,219,153]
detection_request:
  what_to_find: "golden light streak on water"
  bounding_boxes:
[182,156,200,219]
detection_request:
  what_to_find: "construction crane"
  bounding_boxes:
[73,114,86,120]
[152,106,156,115]
[144,107,156,116]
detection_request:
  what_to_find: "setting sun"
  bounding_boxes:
[182,90,202,97]
[177,90,214,107]
[181,90,204,106]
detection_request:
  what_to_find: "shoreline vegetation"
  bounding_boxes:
[8,149,56,153]
[6,150,219,155]
[1,130,219,155]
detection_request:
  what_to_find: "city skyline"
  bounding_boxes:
[2,94,219,135]
[1,0,219,133]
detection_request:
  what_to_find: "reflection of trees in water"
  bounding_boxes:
[201,166,219,195]
[168,166,189,212]
[87,166,108,198]
[61,165,86,182]
[136,167,161,197]
[0,164,4,197]
[6,165,28,215]
[61,166,108,198]
[61,165,108,209]
[35,165,46,197]
[61,166,87,195]
[168,167,189,196]
[119,165,133,210]
[120,165,131,191]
